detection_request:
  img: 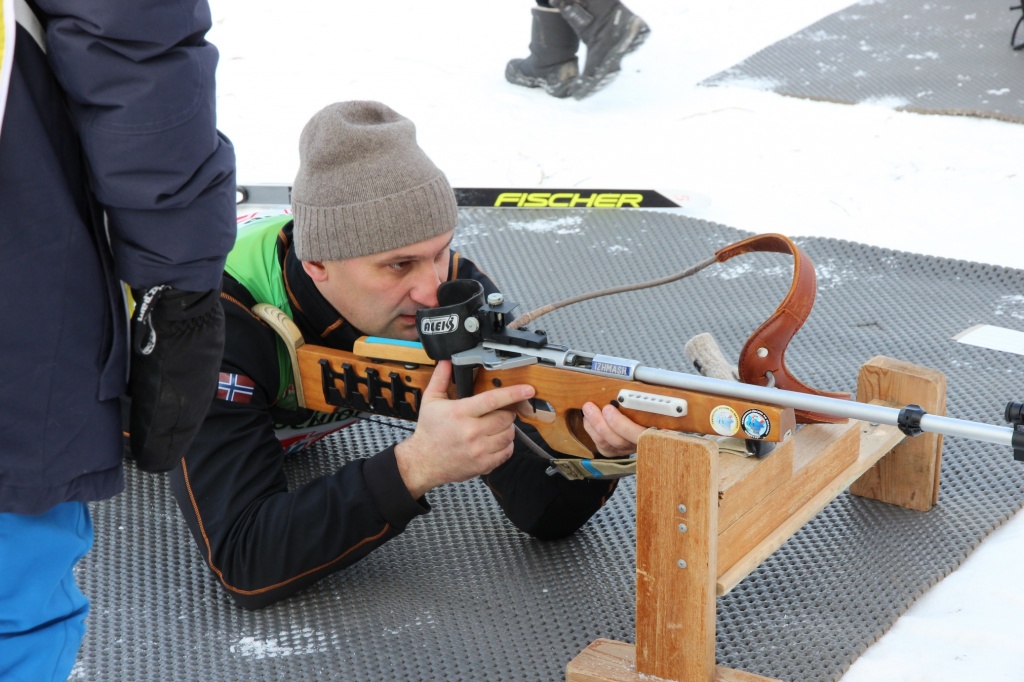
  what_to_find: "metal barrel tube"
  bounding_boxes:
[634,365,1015,448]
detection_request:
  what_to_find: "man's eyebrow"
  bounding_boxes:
[381,235,454,261]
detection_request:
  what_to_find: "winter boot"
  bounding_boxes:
[505,6,581,98]
[552,0,650,99]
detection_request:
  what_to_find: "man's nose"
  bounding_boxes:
[410,264,443,307]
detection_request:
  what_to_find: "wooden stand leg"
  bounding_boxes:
[567,431,778,682]
[634,430,718,681]
[849,356,946,511]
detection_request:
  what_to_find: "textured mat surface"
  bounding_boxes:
[73,209,1024,681]
[702,0,1024,123]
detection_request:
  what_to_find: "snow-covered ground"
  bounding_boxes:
[209,1,1024,679]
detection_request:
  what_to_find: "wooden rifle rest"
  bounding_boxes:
[566,356,946,682]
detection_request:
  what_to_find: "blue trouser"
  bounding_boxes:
[0,502,93,682]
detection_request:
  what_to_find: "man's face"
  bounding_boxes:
[302,230,454,341]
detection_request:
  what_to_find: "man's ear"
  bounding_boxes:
[302,260,328,283]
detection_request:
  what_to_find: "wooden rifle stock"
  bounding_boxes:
[295,340,796,460]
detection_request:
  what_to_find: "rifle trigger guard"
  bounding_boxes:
[715,233,851,424]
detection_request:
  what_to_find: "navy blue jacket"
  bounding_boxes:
[0,0,236,514]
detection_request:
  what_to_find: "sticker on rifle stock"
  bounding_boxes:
[741,409,771,440]
[709,405,739,436]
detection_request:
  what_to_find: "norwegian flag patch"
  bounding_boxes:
[217,372,256,403]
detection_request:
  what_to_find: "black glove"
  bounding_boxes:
[128,285,225,472]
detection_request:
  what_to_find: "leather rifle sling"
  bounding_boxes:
[715,233,851,424]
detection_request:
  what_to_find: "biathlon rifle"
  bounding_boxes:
[257,277,1024,480]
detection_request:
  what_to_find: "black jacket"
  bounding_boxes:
[170,223,617,609]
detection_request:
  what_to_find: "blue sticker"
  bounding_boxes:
[741,409,771,440]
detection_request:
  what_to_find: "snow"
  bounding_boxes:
[208,1,1024,679]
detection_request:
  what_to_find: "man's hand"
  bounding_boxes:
[395,360,536,499]
[128,286,225,472]
[581,401,647,458]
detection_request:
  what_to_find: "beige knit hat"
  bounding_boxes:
[291,101,458,261]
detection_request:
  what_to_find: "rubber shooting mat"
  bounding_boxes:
[701,0,1024,123]
[73,209,1024,681]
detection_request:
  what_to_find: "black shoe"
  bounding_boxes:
[505,6,580,98]
[556,0,650,99]
[505,58,579,98]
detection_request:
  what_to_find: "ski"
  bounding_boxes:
[236,184,710,211]
[450,187,710,210]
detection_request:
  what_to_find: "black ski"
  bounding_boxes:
[237,184,709,210]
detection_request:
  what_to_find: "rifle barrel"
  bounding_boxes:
[635,366,1015,448]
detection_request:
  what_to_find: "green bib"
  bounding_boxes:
[226,214,297,407]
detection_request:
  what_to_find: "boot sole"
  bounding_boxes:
[505,61,575,99]
[571,17,650,100]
